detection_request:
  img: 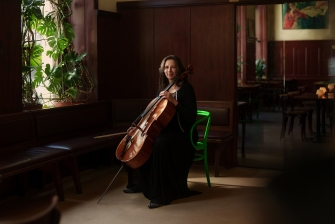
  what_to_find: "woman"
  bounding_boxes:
[125,55,200,209]
[283,2,306,29]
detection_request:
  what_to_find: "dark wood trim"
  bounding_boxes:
[117,0,232,10]
[96,10,121,18]
[117,0,318,10]
[0,0,21,2]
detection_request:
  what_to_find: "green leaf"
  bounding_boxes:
[63,22,75,43]
[66,87,78,98]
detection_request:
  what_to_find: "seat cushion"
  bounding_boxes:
[44,129,126,155]
[0,147,68,176]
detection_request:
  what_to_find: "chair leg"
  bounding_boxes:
[280,117,288,140]
[203,148,211,187]
[62,157,82,194]
[289,116,295,134]
[308,112,313,135]
[300,116,307,141]
[48,162,65,201]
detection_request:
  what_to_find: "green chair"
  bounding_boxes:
[190,110,211,187]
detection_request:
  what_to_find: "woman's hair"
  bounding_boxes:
[158,55,187,91]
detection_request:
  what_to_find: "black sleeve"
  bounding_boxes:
[175,81,197,127]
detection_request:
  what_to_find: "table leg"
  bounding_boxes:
[316,100,321,141]
[322,101,326,136]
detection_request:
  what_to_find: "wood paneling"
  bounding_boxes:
[0,0,21,114]
[268,40,335,91]
[96,11,121,100]
[118,8,155,99]
[116,3,236,102]
[154,6,191,80]
[191,4,236,101]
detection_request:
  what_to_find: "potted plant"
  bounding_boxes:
[255,58,266,79]
[29,0,94,107]
[21,0,45,109]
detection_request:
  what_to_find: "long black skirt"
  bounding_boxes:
[139,129,200,205]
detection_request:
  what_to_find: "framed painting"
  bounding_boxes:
[282,1,329,29]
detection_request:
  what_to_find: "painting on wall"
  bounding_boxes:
[282,1,329,29]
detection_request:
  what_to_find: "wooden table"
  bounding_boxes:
[314,80,335,91]
[247,80,284,111]
[237,84,261,120]
[295,93,333,142]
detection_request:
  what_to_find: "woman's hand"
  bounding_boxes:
[159,91,178,106]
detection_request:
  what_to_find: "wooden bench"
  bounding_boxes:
[197,101,234,177]
[0,112,68,201]
[0,100,153,201]
[29,100,125,195]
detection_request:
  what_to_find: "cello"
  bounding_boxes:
[115,64,194,169]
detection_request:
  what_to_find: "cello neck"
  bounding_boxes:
[136,64,194,123]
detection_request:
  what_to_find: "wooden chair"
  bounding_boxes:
[2,195,61,224]
[287,91,314,135]
[279,94,308,141]
[298,85,317,109]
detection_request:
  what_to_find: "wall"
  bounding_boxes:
[0,0,21,114]
[269,2,335,41]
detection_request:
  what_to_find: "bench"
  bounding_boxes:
[0,112,68,201]
[197,101,234,177]
[29,100,125,195]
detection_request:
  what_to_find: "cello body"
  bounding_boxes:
[115,98,176,169]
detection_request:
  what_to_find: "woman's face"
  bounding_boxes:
[164,59,178,82]
[289,3,295,9]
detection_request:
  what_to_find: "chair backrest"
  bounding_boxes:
[287,91,301,109]
[298,85,307,94]
[279,94,289,113]
[190,110,211,148]
[3,195,61,224]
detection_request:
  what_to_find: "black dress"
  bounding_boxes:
[139,80,200,205]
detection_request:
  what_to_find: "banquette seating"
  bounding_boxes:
[29,100,126,196]
[0,112,68,201]
[197,101,234,177]
[0,99,234,200]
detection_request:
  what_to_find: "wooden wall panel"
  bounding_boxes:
[118,8,155,99]
[96,11,121,100]
[0,0,21,114]
[190,4,236,101]
[270,40,333,90]
[153,6,191,82]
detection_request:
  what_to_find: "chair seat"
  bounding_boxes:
[302,101,317,106]
[294,106,314,112]
[285,110,308,116]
